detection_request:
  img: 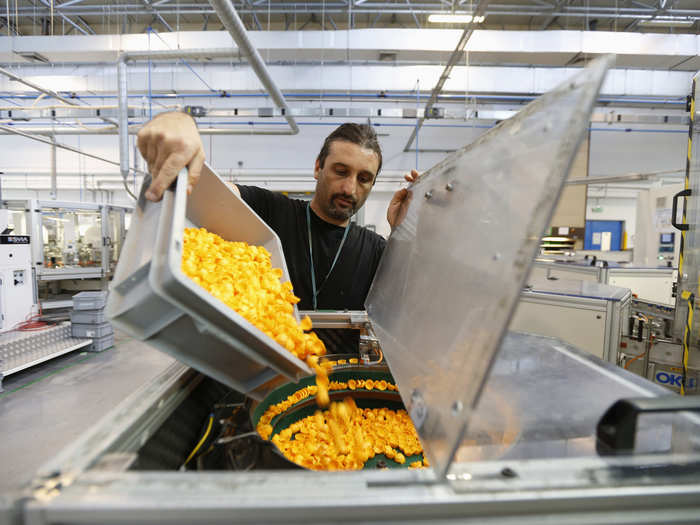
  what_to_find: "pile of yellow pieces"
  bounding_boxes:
[271,397,426,471]
[182,227,426,471]
[256,376,400,440]
[181,227,326,361]
[258,380,425,471]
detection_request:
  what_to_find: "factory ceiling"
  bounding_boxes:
[0,0,699,37]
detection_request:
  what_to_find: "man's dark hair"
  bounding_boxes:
[316,123,383,180]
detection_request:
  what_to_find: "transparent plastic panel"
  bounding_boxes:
[456,332,700,463]
[675,73,700,357]
[366,56,613,478]
[3,208,28,235]
[107,208,127,272]
[40,207,102,269]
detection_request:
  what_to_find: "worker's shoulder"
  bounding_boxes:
[352,223,387,253]
[238,185,303,209]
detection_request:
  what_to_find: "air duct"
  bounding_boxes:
[208,0,299,135]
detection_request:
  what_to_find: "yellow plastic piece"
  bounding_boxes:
[181,227,326,361]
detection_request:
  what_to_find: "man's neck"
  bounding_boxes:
[310,198,350,227]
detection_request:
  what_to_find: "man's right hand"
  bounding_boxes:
[137,111,206,202]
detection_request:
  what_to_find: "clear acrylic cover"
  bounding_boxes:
[457,332,700,463]
[366,56,614,478]
[674,72,700,346]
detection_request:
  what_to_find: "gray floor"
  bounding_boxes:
[0,330,174,495]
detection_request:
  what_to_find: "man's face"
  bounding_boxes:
[313,140,380,223]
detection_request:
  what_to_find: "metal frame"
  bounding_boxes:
[0,322,93,387]
[6,1,700,34]
[516,287,630,362]
[15,333,700,525]
[531,260,605,282]
[531,262,678,306]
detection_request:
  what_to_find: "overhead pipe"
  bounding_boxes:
[208,0,299,135]
[403,0,490,152]
[0,65,120,128]
[117,58,130,198]
[50,134,57,200]
[0,123,146,175]
[0,122,689,136]
[0,125,302,135]
[122,48,242,61]
[10,3,700,18]
[0,91,688,108]
[0,66,80,107]
[117,49,243,201]
[116,43,297,199]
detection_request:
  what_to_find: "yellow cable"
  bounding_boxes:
[184,414,214,466]
[681,291,693,396]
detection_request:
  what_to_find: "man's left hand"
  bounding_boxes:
[387,169,419,229]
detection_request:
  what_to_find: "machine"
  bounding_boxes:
[511,278,630,362]
[0,200,131,308]
[634,183,684,267]
[0,233,35,333]
[0,211,101,389]
[7,57,700,525]
[530,259,677,306]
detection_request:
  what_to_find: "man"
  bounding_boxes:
[137,112,417,353]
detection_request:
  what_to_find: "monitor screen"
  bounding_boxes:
[660,233,674,244]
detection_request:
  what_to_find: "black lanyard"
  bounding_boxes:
[306,202,351,310]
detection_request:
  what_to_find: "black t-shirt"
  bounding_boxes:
[238,185,386,354]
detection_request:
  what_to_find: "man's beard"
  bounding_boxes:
[325,193,358,221]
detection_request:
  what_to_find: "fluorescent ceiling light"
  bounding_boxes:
[428,13,485,24]
[638,16,695,27]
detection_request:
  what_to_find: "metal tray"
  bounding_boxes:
[107,163,311,400]
[70,309,109,324]
[72,291,109,311]
[71,321,114,339]
[88,333,115,352]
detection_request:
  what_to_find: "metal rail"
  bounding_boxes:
[209,0,299,135]
[0,66,80,107]
[9,3,700,19]
[402,0,489,152]
[0,123,145,175]
[116,38,297,199]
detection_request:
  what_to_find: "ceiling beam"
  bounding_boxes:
[31,0,94,34]
[141,0,175,31]
[405,0,421,28]
[243,0,263,30]
[54,0,87,7]
[539,0,570,30]
[0,16,22,36]
[327,13,338,29]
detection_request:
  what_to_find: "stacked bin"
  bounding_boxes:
[70,291,114,352]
